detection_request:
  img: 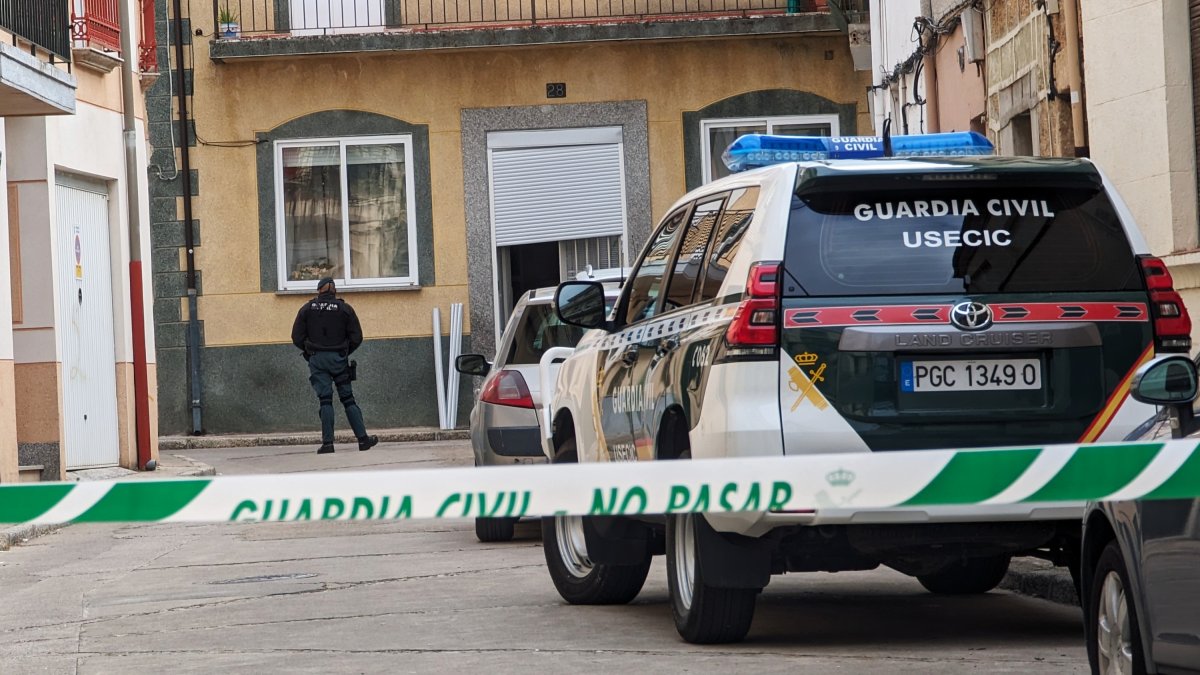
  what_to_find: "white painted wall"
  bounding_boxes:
[5,117,59,364]
[1082,0,1198,256]
[0,119,13,361]
[869,0,929,135]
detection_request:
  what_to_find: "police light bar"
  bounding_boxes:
[721,132,994,172]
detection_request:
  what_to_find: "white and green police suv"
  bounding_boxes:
[540,132,1193,644]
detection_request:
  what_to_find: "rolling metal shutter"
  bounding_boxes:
[490,138,625,247]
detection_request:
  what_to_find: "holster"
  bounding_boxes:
[349,360,358,382]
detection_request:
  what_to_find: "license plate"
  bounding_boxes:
[900,358,1042,393]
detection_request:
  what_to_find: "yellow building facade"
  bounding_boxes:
[153,1,871,434]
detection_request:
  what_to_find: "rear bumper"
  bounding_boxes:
[471,401,546,466]
[704,503,1085,538]
[487,427,545,457]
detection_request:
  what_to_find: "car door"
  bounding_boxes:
[596,206,689,462]
[628,195,727,458]
[1139,497,1200,670]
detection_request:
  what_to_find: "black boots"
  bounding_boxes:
[317,437,376,453]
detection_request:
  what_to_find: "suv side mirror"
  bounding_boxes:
[1131,355,1199,438]
[455,354,491,377]
[555,281,609,330]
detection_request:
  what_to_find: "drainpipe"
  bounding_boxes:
[118,0,155,470]
[920,0,940,133]
[1062,0,1087,155]
[171,0,204,434]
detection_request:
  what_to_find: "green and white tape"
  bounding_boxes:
[4,440,1200,525]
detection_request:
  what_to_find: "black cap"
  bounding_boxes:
[318,277,335,292]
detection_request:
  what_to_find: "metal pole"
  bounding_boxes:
[173,0,205,434]
[118,0,156,469]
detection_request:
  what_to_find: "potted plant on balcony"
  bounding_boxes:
[218,6,239,39]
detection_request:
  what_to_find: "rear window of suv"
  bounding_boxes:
[783,181,1143,297]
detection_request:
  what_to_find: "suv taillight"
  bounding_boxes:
[1140,256,1192,352]
[724,262,781,357]
[480,370,535,409]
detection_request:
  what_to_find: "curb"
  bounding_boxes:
[1000,558,1080,606]
[159,428,470,450]
[162,454,217,477]
[0,523,60,552]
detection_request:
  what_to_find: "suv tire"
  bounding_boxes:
[475,517,516,543]
[667,512,759,644]
[541,437,651,605]
[916,555,1011,595]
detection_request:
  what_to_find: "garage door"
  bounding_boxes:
[55,176,119,469]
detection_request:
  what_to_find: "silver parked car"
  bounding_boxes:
[1082,354,1200,674]
[456,278,621,542]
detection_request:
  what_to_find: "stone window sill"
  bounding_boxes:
[275,285,422,295]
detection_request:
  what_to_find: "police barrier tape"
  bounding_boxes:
[5,440,1200,525]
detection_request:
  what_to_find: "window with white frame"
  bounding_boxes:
[701,115,840,184]
[275,136,418,290]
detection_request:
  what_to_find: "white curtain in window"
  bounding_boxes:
[346,144,408,280]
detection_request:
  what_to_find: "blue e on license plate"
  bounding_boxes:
[900,358,1042,393]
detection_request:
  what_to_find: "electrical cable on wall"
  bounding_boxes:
[151,20,180,181]
[184,0,262,149]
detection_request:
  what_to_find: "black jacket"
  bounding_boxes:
[292,292,363,355]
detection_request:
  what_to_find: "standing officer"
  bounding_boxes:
[292,277,379,454]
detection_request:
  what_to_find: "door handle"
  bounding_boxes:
[655,337,679,358]
[621,344,639,366]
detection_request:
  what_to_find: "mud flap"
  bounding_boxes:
[694,514,771,590]
[582,516,653,565]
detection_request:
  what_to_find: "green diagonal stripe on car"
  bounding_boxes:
[1142,445,1200,500]
[73,480,212,523]
[901,448,1041,506]
[0,483,75,523]
[1023,443,1164,503]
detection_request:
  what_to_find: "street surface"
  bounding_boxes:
[0,440,1087,673]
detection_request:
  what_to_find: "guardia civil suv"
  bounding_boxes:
[540,132,1194,644]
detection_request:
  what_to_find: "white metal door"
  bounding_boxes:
[55,178,120,469]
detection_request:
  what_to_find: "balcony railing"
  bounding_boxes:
[213,0,861,38]
[0,0,71,59]
[72,0,121,53]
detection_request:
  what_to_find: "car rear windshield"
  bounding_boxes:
[783,181,1143,297]
[505,303,589,365]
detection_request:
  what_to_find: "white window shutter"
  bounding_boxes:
[491,143,625,247]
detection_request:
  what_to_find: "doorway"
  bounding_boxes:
[500,241,560,321]
[55,176,120,469]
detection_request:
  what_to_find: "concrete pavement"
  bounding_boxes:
[0,440,1089,673]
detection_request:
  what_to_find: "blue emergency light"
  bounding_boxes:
[721,131,994,173]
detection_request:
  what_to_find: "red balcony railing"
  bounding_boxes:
[72,0,121,52]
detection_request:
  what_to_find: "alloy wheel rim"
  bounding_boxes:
[555,515,593,578]
[673,513,696,611]
[1097,570,1134,675]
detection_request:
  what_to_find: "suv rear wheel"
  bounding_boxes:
[667,511,759,644]
[916,555,1011,595]
[541,437,651,604]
